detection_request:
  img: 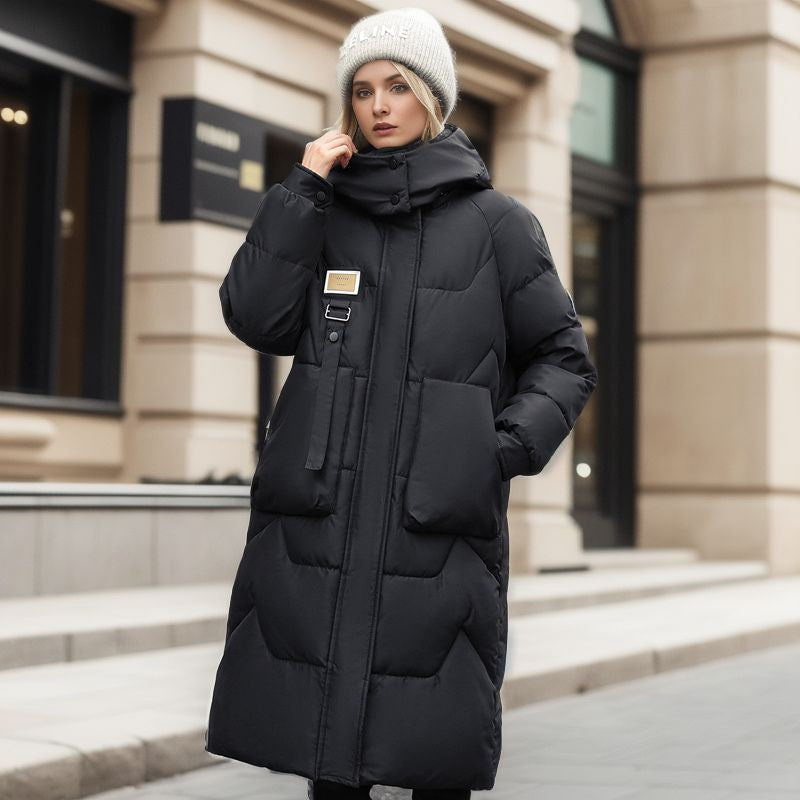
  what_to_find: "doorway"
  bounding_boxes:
[570,200,637,548]
[568,0,640,548]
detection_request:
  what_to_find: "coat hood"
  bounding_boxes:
[327,122,493,216]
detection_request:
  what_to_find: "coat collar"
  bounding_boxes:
[327,122,492,216]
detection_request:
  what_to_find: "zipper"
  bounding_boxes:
[352,206,425,780]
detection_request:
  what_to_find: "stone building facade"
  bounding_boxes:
[1,0,798,574]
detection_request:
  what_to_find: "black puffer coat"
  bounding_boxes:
[205,122,597,791]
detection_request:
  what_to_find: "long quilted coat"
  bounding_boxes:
[205,122,597,791]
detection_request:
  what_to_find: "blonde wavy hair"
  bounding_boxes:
[325,61,445,150]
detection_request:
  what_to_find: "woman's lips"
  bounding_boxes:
[373,126,396,136]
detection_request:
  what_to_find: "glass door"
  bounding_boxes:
[570,205,636,548]
[570,212,601,538]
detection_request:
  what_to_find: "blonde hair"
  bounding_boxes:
[325,61,445,150]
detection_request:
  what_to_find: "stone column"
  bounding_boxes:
[122,0,336,482]
[627,0,800,573]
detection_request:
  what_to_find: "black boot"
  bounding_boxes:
[411,790,471,800]
[309,778,373,799]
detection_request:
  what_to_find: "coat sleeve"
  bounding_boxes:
[492,197,598,481]
[219,162,334,356]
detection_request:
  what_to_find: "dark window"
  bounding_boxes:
[0,0,131,413]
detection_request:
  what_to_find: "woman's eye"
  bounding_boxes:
[354,85,407,99]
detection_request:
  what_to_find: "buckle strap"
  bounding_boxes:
[305,299,352,471]
[325,302,351,322]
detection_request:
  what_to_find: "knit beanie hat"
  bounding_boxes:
[336,7,458,121]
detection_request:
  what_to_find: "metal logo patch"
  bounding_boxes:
[324,269,361,295]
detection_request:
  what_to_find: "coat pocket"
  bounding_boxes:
[403,377,503,538]
[252,361,355,516]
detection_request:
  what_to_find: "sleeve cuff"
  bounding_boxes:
[495,428,531,482]
[281,162,334,208]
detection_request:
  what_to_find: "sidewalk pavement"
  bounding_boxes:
[87,639,800,800]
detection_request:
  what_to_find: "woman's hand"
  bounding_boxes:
[302,131,358,180]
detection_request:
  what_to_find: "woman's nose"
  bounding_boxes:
[372,92,389,112]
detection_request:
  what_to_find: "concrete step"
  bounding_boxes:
[508,559,769,614]
[0,583,230,671]
[502,575,800,710]
[2,575,800,800]
[581,547,699,569]
[0,562,770,671]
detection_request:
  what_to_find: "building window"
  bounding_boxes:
[579,0,618,38]
[570,57,618,166]
[0,0,131,410]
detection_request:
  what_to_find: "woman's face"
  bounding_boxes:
[351,60,428,149]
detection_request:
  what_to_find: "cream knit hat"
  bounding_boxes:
[336,7,458,121]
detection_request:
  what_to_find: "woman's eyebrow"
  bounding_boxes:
[352,73,403,87]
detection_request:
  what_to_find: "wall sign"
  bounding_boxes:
[160,97,268,229]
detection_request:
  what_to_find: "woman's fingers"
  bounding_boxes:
[302,132,358,179]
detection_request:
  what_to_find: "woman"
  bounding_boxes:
[205,7,597,800]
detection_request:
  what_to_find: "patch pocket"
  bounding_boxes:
[252,361,354,516]
[403,377,503,538]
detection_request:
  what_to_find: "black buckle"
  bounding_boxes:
[325,302,351,322]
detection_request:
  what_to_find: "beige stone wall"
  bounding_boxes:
[619,0,800,573]
[122,0,339,483]
[0,410,123,481]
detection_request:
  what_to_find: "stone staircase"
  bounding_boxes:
[1,485,797,800]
